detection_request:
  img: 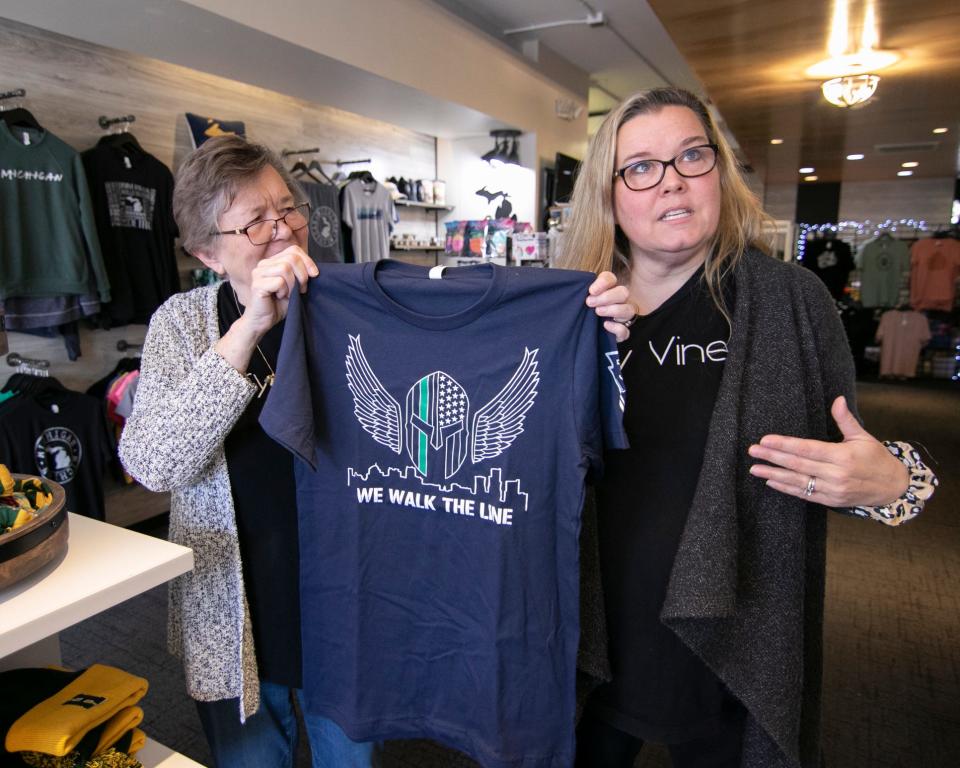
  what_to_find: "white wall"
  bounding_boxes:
[438,136,536,227]
[838,178,955,225]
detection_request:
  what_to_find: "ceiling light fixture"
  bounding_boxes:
[846,153,865,160]
[808,0,898,108]
[804,175,819,181]
[799,167,815,173]
[932,127,948,134]
[821,74,880,108]
[482,129,522,167]
[897,170,913,177]
[901,161,918,168]
[770,138,784,145]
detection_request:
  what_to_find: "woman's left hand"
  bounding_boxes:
[586,271,638,343]
[747,396,909,508]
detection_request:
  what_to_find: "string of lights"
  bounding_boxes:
[794,218,941,262]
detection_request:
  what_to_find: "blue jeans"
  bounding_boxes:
[196,681,375,768]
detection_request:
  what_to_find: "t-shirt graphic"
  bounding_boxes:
[260,261,627,768]
[301,182,342,263]
[105,181,156,230]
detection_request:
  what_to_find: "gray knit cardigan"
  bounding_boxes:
[118,283,263,720]
[579,249,859,768]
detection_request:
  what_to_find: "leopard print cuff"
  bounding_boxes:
[846,441,937,526]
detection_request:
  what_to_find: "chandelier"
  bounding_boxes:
[821,74,880,108]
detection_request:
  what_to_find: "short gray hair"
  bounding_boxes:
[173,134,302,255]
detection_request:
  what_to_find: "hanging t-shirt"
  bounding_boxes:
[340,179,396,263]
[0,388,115,520]
[260,261,627,768]
[909,238,960,311]
[801,238,854,299]
[0,124,110,302]
[876,310,931,378]
[858,236,910,308]
[299,181,343,263]
[82,135,180,326]
[587,267,738,743]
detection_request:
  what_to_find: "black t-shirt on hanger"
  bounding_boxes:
[801,238,854,299]
[216,283,302,688]
[0,388,114,521]
[587,267,741,744]
[82,135,180,326]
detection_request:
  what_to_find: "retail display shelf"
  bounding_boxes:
[0,514,193,657]
[138,738,206,768]
[0,514,200,766]
[391,244,445,251]
[394,199,454,211]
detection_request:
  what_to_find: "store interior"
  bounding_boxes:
[1,1,958,767]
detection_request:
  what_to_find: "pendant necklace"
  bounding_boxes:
[231,287,276,398]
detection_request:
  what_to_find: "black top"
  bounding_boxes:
[300,181,344,264]
[82,135,180,326]
[0,386,114,521]
[217,283,301,687]
[589,267,736,743]
[801,238,854,299]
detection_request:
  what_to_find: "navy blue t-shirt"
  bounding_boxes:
[260,261,627,768]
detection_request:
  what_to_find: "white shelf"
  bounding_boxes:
[394,199,454,211]
[0,514,193,657]
[0,515,202,766]
[391,244,445,251]
[138,738,207,768]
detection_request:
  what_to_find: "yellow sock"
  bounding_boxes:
[93,707,143,756]
[5,664,148,757]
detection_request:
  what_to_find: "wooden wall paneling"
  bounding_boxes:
[2,16,448,526]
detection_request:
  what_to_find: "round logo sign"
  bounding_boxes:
[310,205,339,249]
[34,427,82,484]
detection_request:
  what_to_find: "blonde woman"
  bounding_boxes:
[565,88,935,768]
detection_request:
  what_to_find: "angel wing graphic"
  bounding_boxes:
[345,335,539,480]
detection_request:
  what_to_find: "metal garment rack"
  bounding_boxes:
[280,148,370,166]
[0,88,26,110]
[99,114,136,132]
[6,352,50,376]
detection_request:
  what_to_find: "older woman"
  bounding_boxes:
[119,134,635,767]
[563,88,936,768]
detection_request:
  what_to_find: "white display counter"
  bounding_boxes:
[0,513,203,767]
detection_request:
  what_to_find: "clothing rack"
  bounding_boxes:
[0,88,26,108]
[99,114,136,131]
[6,352,50,376]
[280,148,370,166]
[116,340,143,352]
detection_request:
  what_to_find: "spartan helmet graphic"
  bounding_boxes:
[345,335,539,482]
[405,372,470,481]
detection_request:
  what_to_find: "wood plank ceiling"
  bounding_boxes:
[647,0,960,186]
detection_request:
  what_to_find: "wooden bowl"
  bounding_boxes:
[0,474,69,591]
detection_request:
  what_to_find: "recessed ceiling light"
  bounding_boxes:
[932,127,948,134]
[799,167,815,173]
[770,138,784,145]
[897,170,913,177]
[804,175,819,181]
[846,153,865,160]
[901,161,919,168]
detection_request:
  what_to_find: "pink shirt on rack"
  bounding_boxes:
[876,310,931,378]
[910,238,960,311]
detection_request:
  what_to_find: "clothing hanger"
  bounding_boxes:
[0,107,41,131]
[347,169,376,184]
[307,159,334,184]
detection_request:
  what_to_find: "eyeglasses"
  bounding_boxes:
[613,144,719,191]
[214,202,311,245]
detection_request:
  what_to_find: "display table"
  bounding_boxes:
[0,513,203,767]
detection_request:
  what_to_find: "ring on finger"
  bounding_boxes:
[803,476,817,497]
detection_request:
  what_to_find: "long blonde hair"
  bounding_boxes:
[559,88,772,318]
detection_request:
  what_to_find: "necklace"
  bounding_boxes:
[231,286,276,399]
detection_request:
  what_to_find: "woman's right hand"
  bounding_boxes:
[216,246,318,374]
[241,245,319,337]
